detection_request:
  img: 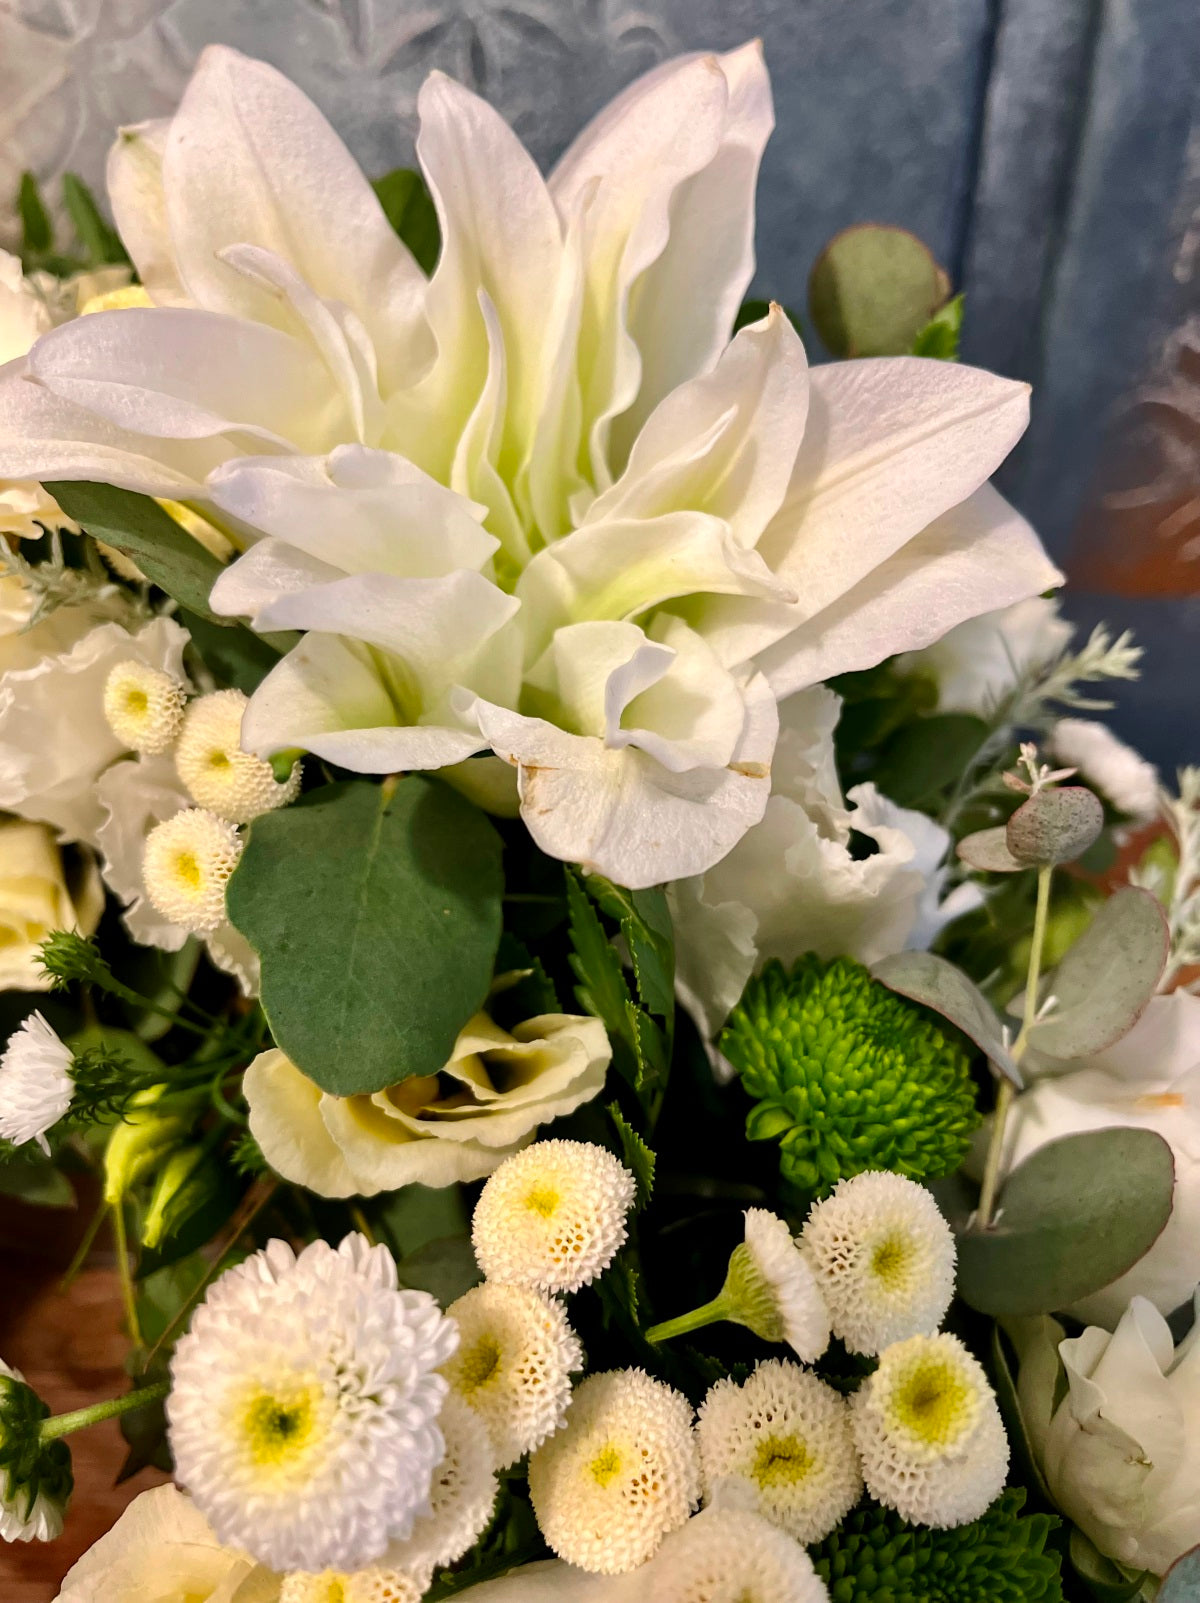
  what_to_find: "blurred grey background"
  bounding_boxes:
[1,0,1197,762]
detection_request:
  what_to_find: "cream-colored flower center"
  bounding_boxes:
[524,1185,560,1218]
[887,1357,975,1450]
[457,1335,503,1394]
[870,1230,914,1293]
[752,1432,815,1488]
[172,850,203,892]
[589,1442,623,1487]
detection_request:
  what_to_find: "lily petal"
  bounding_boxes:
[106,120,188,305]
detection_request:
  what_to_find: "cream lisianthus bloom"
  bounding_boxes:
[245,1011,611,1195]
[668,687,980,1038]
[0,249,64,540]
[0,571,128,680]
[1015,1299,1200,1577]
[0,818,103,990]
[0,46,1059,886]
[1002,990,1200,1325]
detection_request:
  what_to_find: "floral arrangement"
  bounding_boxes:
[0,38,1197,1603]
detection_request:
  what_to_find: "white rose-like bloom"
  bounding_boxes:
[142,806,243,934]
[0,817,103,991]
[668,688,982,1041]
[1049,718,1159,822]
[643,1508,831,1603]
[528,1369,700,1574]
[1003,991,1200,1326]
[103,658,188,754]
[697,1360,861,1543]
[851,1332,1009,1528]
[897,595,1074,715]
[245,1012,611,1196]
[167,1233,458,1572]
[0,614,190,841]
[175,688,302,821]
[472,1139,636,1294]
[800,1172,957,1355]
[1016,1298,1200,1576]
[0,47,1058,888]
[0,1012,74,1153]
[443,1283,582,1469]
[54,1486,258,1600]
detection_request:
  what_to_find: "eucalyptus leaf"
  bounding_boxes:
[226,777,503,1096]
[1007,786,1105,867]
[871,949,1021,1085]
[1160,1547,1200,1601]
[1068,1527,1149,1602]
[957,825,1026,874]
[1028,887,1170,1060]
[808,223,948,357]
[957,1128,1174,1317]
[397,1234,482,1307]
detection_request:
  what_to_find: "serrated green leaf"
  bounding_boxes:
[372,168,440,275]
[18,172,52,256]
[227,777,503,1095]
[595,1252,642,1336]
[61,172,129,267]
[585,874,675,1023]
[910,293,964,359]
[608,1103,655,1210]
[565,868,633,1036]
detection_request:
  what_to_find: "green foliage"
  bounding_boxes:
[722,955,980,1193]
[607,1104,656,1211]
[18,170,126,274]
[872,950,1021,1086]
[373,168,440,274]
[869,712,989,809]
[38,929,111,990]
[227,777,504,1096]
[18,172,52,256]
[809,223,949,357]
[178,607,295,695]
[0,1152,75,1208]
[1006,786,1104,867]
[810,1490,1063,1602]
[1067,1527,1148,1601]
[910,292,964,359]
[60,173,130,268]
[955,1128,1175,1317]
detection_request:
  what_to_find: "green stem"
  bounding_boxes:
[59,1195,107,1292]
[90,969,209,1037]
[645,1294,732,1345]
[111,1200,142,1349]
[349,1205,376,1246]
[39,1381,169,1442]
[976,864,1054,1230]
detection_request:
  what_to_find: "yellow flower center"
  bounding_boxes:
[752,1432,814,1487]
[889,1358,974,1449]
[524,1186,560,1218]
[870,1231,913,1292]
[241,1385,319,1467]
[123,687,149,716]
[172,850,203,890]
[589,1443,623,1487]
[457,1336,503,1394]
[208,749,231,770]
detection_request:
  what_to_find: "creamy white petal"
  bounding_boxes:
[106,119,188,305]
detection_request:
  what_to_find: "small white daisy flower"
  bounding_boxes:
[443,1283,582,1469]
[800,1172,956,1355]
[643,1507,831,1603]
[175,689,301,823]
[0,1013,74,1154]
[850,1332,1009,1528]
[697,1360,861,1544]
[279,1570,425,1603]
[142,808,243,934]
[383,1393,498,1575]
[1049,718,1159,822]
[102,659,188,754]
[167,1233,458,1573]
[528,1369,700,1574]
[472,1140,636,1295]
[0,1361,71,1543]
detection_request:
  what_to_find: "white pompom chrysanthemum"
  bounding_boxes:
[643,1508,830,1603]
[443,1283,582,1469]
[175,689,301,823]
[167,1233,458,1572]
[0,1013,74,1154]
[697,1360,861,1544]
[384,1393,498,1574]
[850,1332,1009,1528]
[800,1172,956,1355]
[142,808,243,934]
[280,1570,425,1603]
[528,1369,700,1574]
[738,1211,831,1360]
[472,1140,636,1295]
[103,659,187,754]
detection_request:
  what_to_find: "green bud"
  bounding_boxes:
[269,747,304,784]
[36,929,108,991]
[102,1090,188,1205]
[0,1366,73,1541]
[141,1145,216,1249]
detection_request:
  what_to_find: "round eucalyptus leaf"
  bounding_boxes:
[808,224,947,357]
[957,1128,1175,1317]
[957,825,1025,873]
[872,948,1022,1084]
[1006,786,1104,867]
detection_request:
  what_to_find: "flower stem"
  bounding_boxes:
[59,1195,108,1292]
[645,1294,732,1345]
[111,1200,142,1349]
[976,864,1053,1230]
[39,1381,169,1442]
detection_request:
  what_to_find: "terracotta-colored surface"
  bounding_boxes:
[0,1193,167,1602]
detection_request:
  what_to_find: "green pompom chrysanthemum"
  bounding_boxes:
[721,956,979,1193]
[810,1489,1064,1602]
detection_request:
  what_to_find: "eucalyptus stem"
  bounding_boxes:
[39,1381,169,1442]
[645,1294,732,1345]
[976,864,1053,1230]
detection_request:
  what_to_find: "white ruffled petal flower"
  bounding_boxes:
[851,1332,1009,1528]
[697,1360,861,1544]
[528,1369,700,1574]
[1049,718,1159,822]
[443,1284,582,1470]
[739,1209,831,1361]
[174,687,301,821]
[142,807,243,935]
[103,658,187,754]
[801,1172,957,1355]
[642,1507,831,1603]
[0,1013,74,1154]
[167,1233,458,1573]
[472,1139,636,1294]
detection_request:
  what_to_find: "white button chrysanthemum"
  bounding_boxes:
[383,1393,498,1575]
[167,1233,459,1572]
[471,1140,636,1294]
[142,807,243,934]
[280,1570,425,1603]
[697,1360,861,1544]
[102,659,188,754]
[850,1332,1009,1528]
[442,1283,582,1469]
[643,1508,830,1603]
[0,1013,74,1154]
[1,1360,69,1544]
[528,1369,700,1574]
[175,688,301,823]
[800,1172,956,1356]
[739,1210,831,1361]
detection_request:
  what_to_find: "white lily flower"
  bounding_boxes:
[0,45,1060,884]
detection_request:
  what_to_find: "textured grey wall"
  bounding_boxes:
[2,0,1197,760]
